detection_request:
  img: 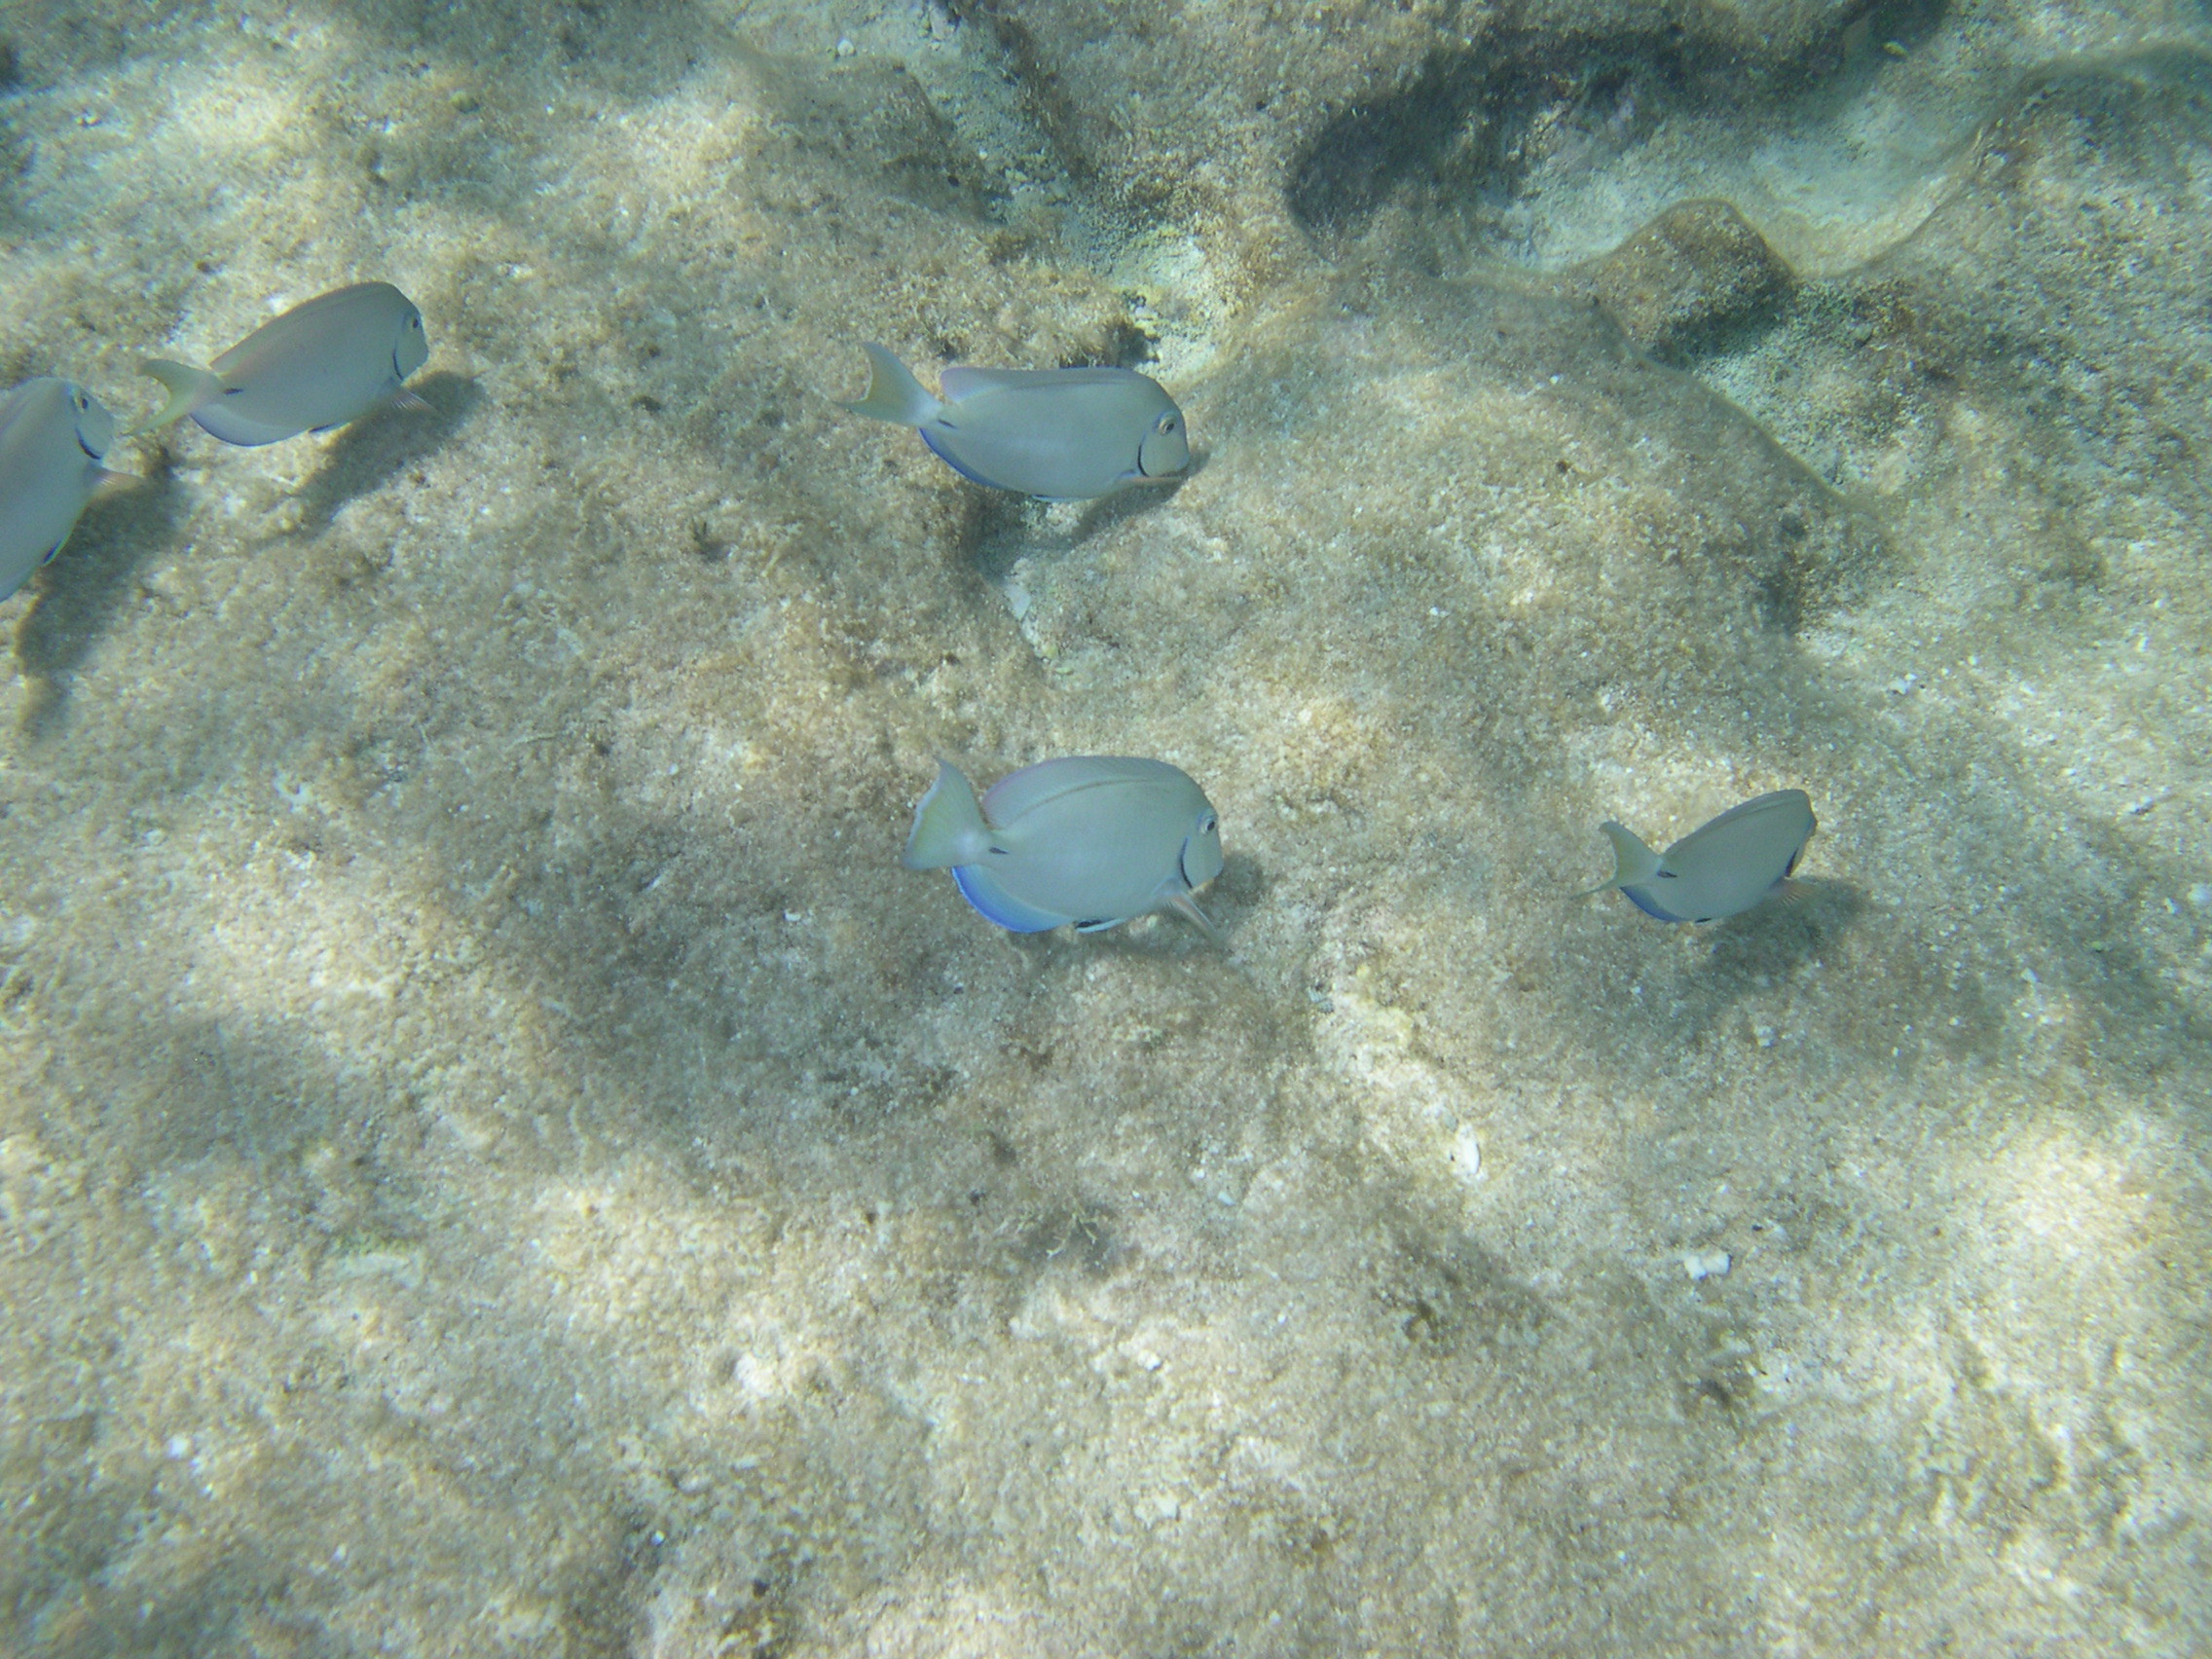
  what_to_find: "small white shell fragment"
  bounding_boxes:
[1449,1125,1483,1183]
[1681,1249,1732,1281]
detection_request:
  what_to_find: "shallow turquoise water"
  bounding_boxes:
[2,3,2208,1654]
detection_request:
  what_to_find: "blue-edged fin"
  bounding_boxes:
[1620,885,1691,924]
[841,344,942,427]
[127,359,225,436]
[901,761,995,869]
[952,863,1068,933]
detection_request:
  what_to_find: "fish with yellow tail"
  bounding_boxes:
[1586,790,1817,923]
[903,756,1223,940]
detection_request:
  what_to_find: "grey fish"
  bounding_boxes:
[0,377,116,600]
[1588,790,1817,923]
[841,344,1189,499]
[131,281,430,446]
[902,756,1223,939]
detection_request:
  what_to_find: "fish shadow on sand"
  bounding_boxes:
[292,370,482,533]
[1685,878,1867,994]
[965,470,1192,588]
[14,466,186,736]
[1070,467,1192,542]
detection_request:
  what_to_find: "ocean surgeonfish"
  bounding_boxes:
[1588,790,1817,923]
[0,377,116,600]
[841,344,1188,500]
[903,756,1223,939]
[131,281,430,446]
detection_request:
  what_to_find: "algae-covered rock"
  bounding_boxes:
[1583,198,1798,361]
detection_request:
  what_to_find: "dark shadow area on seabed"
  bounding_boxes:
[294,370,482,534]
[13,464,185,737]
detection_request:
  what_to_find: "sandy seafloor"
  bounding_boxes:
[3,0,2212,1652]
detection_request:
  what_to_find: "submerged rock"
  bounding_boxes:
[1582,198,1797,362]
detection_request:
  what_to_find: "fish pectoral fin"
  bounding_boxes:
[1164,890,1222,944]
[1074,917,1125,934]
[1774,877,1817,906]
[389,388,435,413]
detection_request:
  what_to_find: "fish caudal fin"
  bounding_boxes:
[840,344,941,427]
[126,359,224,436]
[1583,821,1662,897]
[902,761,993,869]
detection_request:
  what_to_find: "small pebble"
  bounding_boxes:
[1449,1125,1482,1183]
[1681,1249,1731,1282]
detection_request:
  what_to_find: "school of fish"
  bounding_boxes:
[0,285,1819,942]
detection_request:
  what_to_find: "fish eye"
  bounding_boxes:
[1200,813,1217,833]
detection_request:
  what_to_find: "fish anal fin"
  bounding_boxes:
[950,863,1066,933]
[1620,885,1690,924]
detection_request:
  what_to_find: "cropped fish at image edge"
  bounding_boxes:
[0,377,117,600]
[0,279,430,600]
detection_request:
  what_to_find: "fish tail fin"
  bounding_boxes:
[840,344,941,427]
[126,359,223,436]
[1580,821,1661,897]
[902,761,992,869]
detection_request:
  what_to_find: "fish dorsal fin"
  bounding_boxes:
[1662,790,1814,863]
[939,365,1148,402]
[981,756,1188,830]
